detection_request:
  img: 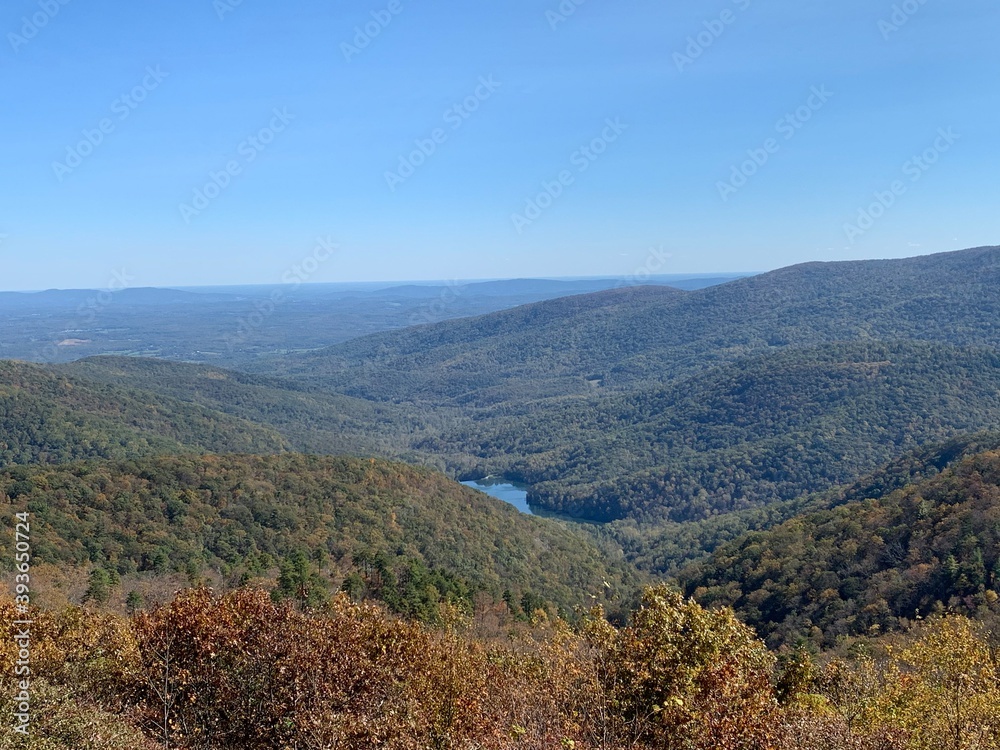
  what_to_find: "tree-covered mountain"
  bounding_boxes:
[465,341,1000,522]
[0,360,287,468]
[254,246,1000,404]
[190,246,1000,531]
[0,453,639,618]
[604,430,1000,576]
[679,446,1000,648]
[14,247,1000,597]
[60,356,439,461]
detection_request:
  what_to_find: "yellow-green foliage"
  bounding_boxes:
[882,616,1000,750]
[585,585,780,749]
[4,589,1000,749]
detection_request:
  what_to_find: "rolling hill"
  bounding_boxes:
[0,453,639,618]
[252,246,1000,404]
[60,356,438,461]
[678,445,1000,648]
[0,360,287,467]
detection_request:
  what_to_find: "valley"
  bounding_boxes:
[4,247,1000,749]
[9,3,999,744]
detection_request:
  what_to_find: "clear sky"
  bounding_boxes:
[1,0,998,290]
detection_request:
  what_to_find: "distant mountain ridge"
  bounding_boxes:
[254,246,1000,403]
[0,274,747,307]
[0,274,745,365]
[0,287,238,308]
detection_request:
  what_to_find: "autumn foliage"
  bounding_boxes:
[3,586,1000,749]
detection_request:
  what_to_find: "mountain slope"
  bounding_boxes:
[604,430,1000,576]
[61,356,438,460]
[679,447,1000,648]
[254,246,1000,405]
[0,453,639,617]
[0,360,287,468]
[223,247,1000,530]
[249,285,688,403]
[420,341,1000,522]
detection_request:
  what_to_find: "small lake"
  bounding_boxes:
[461,478,534,515]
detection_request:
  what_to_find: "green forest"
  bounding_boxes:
[680,447,1000,648]
[0,453,637,621]
[4,247,1000,748]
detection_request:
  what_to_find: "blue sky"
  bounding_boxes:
[1,0,998,290]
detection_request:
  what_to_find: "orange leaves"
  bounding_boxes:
[125,587,587,748]
[11,587,1000,749]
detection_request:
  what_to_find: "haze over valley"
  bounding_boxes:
[7,245,1000,748]
[5,0,1000,745]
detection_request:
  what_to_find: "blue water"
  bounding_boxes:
[461,478,534,515]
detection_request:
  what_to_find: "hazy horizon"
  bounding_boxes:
[3,0,998,290]
[2,271,757,295]
[0,244,987,292]
[3,244,996,294]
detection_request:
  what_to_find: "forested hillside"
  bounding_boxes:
[61,356,439,460]
[255,246,1000,403]
[474,341,1000,522]
[679,447,1000,648]
[0,360,287,468]
[604,430,1000,575]
[59,339,1000,533]
[0,453,637,618]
